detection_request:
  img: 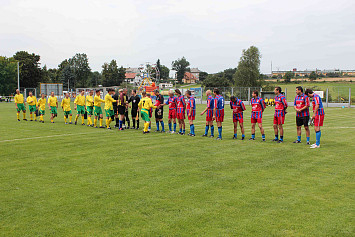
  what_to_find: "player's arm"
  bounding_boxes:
[241,101,246,111]
[74,97,78,110]
[48,99,51,110]
[61,100,64,109]
[299,97,310,111]
[14,96,18,109]
[150,99,157,109]
[56,100,58,108]
[261,99,266,112]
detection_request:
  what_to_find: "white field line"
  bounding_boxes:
[0,131,106,143]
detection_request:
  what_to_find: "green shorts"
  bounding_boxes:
[94,106,102,116]
[105,109,114,118]
[17,103,26,112]
[87,106,93,115]
[29,105,36,112]
[64,110,72,116]
[141,109,150,122]
[77,105,85,114]
[50,106,57,114]
[39,109,45,115]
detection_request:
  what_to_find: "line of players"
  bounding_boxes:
[13,85,324,148]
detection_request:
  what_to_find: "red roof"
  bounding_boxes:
[184,72,196,80]
[125,73,136,79]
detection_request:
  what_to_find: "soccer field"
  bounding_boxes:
[0,102,354,236]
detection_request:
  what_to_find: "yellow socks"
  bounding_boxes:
[30,114,33,120]
[75,115,79,122]
[17,113,20,120]
[94,118,97,127]
[23,113,26,119]
[81,115,84,124]
[51,119,53,123]
[88,117,92,125]
[69,115,72,123]
[40,115,43,121]
[106,118,112,128]
[144,122,149,132]
[34,114,37,120]
[100,118,103,127]
[64,116,67,123]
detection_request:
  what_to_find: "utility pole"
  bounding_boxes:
[17,61,20,90]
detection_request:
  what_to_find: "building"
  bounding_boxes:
[190,68,202,80]
[125,72,142,85]
[182,72,197,84]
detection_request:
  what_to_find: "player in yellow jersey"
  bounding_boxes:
[74,90,86,125]
[94,90,106,128]
[48,91,58,123]
[86,90,94,127]
[61,93,73,124]
[26,91,37,121]
[105,89,116,129]
[138,92,157,134]
[14,89,27,121]
[37,93,46,123]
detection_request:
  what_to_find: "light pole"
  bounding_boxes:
[17,61,20,90]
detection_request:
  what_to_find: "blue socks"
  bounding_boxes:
[307,137,310,143]
[242,134,245,139]
[218,126,222,138]
[179,128,182,133]
[280,136,284,141]
[204,125,209,135]
[174,123,176,132]
[262,134,265,140]
[297,136,301,141]
[211,125,214,137]
[275,135,279,140]
[252,134,255,139]
[168,122,172,132]
[183,129,185,134]
[119,120,122,129]
[160,121,165,131]
[234,133,237,138]
[316,130,321,146]
[156,122,160,131]
[190,124,195,135]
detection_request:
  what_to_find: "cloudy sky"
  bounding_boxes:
[1,0,355,74]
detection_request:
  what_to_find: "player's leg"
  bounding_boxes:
[210,121,214,138]
[250,121,256,140]
[273,116,278,141]
[182,119,185,135]
[155,111,160,132]
[233,121,238,139]
[173,116,177,133]
[305,124,311,145]
[258,121,265,141]
[239,121,245,140]
[217,121,222,140]
[278,124,284,142]
[23,107,27,120]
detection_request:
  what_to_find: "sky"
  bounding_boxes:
[1,0,355,74]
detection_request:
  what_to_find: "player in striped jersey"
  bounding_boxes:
[293,86,311,144]
[175,89,186,135]
[250,90,266,141]
[185,90,196,136]
[213,88,224,140]
[273,87,288,143]
[162,90,177,133]
[305,89,325,149]
[200,90,214,137]
[230,96,245,140]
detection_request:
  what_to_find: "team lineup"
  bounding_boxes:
[13,86,324,148]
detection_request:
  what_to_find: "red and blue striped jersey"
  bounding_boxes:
[187,96,196,111]
[251,97,265,119]
[230,98,245,114]
[312,94,325,116]
[214,95,224,110]
[165,96,177,110]
[207,96,214,110]
[274,94,288,117]
[176,95,185,113]
[294,94,310,117]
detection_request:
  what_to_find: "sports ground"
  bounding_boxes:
[0,102,354,236]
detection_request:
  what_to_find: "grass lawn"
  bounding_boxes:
[0,102,354,236]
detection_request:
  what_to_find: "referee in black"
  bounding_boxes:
[128,89,140,129]
[112,90,119,128]
[122,88,130,129]
[154,89,165,132]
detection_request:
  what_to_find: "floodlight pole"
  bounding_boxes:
[17,61,20,90]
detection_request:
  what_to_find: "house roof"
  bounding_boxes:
[125,73,136,79]
[184,72,197,80]
[190,68,202,73]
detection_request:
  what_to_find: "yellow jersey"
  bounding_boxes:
[86,95,94,107]
[61,98,71,111]
[37,98,46,110]
[138,97,156,111]
[74,95,85,106]
[14,94,24,104]
[104,94,116,110]
[94,95,105,107]
[48,96,58,107]
[26,96,37,106]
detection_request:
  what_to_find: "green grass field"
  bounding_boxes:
[0,102,354,236]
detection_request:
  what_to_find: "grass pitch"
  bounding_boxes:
[0,102,354,236]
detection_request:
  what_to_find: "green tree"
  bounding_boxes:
[172,57,190,84]
[13,51,43,88]
[90,71,102,87]
[0,56,17,95]
[309,71,317,81]
[224,68,237,84]
[233,46,262,87]
[160,65,170,82]
[202,72,231,87]
[199,71,208,82]
[118,66,126,85]
[283,71,293,83]
[60,65,75,90]
[69,53,91,88]
[102,60,119,86]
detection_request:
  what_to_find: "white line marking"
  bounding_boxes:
[0,131,105,143]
